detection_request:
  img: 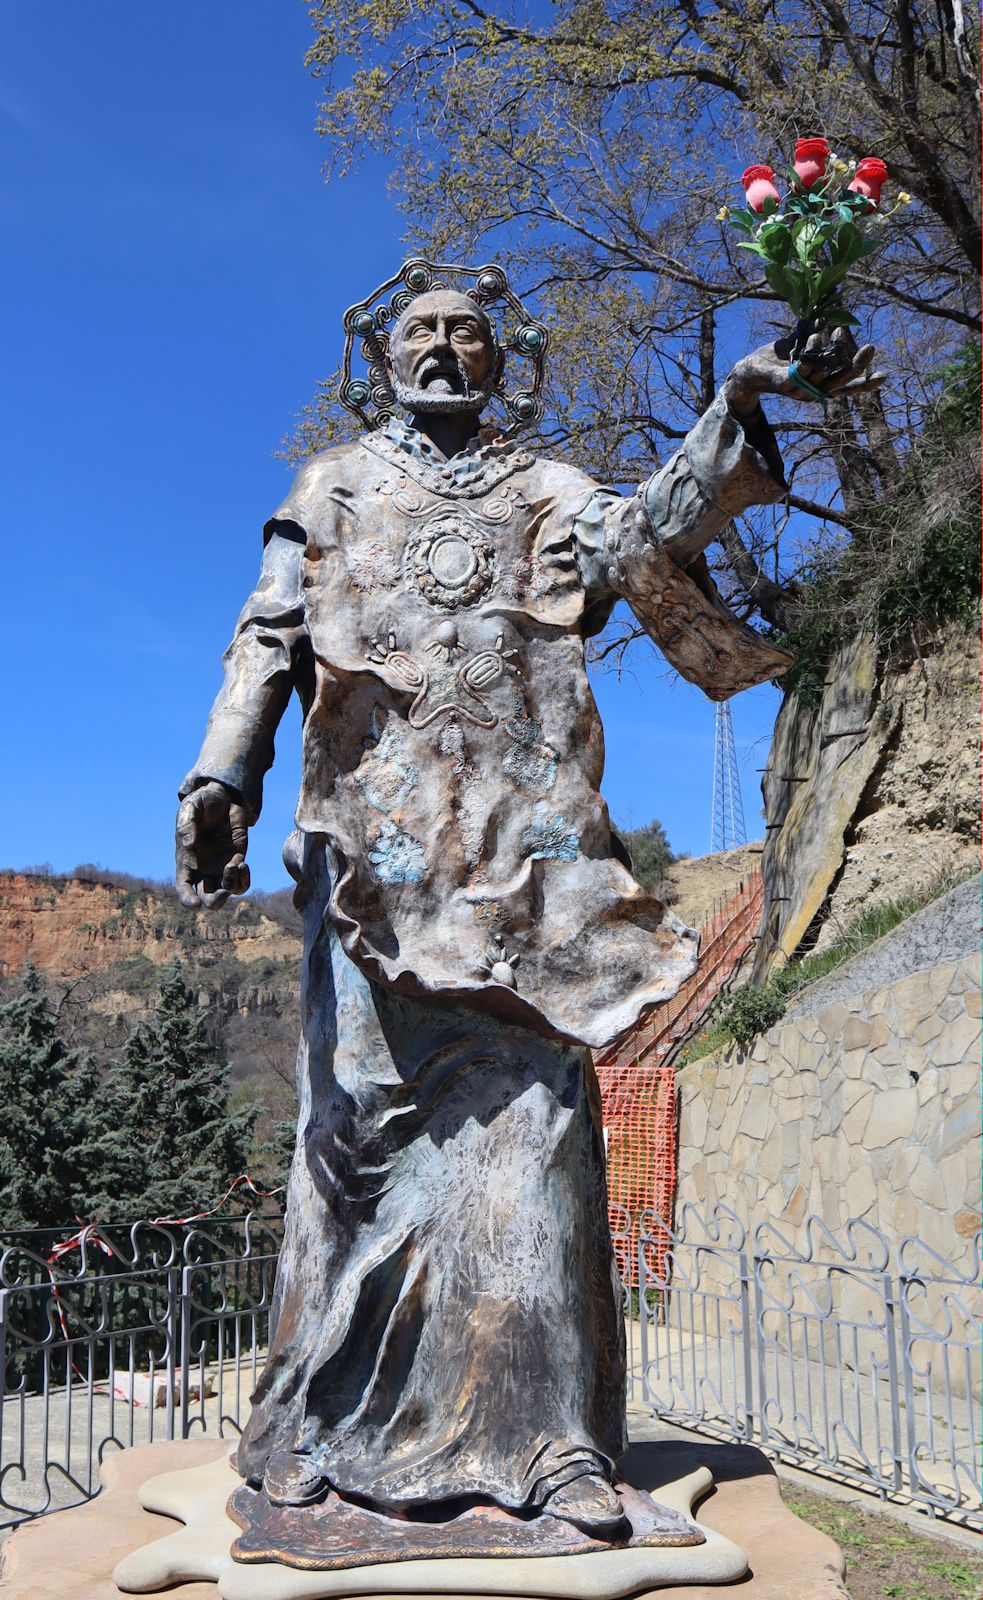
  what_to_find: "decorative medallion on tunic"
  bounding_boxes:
[404,512,495,609]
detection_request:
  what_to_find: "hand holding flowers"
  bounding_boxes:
[717,137,899,409]
[720,138,909,343]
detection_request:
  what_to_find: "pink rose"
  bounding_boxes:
[848,157,889,207]
[793,137,830,190]
[742,165,781,214]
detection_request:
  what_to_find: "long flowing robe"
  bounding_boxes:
[181,399,789,1509]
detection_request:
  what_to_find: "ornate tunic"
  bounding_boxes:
[183,399,788,1049]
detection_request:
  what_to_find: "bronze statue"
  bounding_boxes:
[175,261,882,1567]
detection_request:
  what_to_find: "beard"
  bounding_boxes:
[391,353,497,416]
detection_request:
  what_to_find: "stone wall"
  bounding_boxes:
[678,890,981,1271]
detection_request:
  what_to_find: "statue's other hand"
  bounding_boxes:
[175,781,251,911]
[723,328,886,418]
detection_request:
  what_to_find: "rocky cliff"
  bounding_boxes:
[0,872,302,1096]
[755,618,980,974]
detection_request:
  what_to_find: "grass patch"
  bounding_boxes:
[782,1484,983,1600]
[678,870,971,1063]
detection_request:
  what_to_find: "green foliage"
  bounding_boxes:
[681,871,970,1058]
[713,980,792,1049]
[0,968,110,1229]
[617,818,675,893]
[87,963,259,1222]
[774,340,982,709]
[935,338,982,439]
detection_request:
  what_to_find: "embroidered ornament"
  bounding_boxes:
[405,513,494,609]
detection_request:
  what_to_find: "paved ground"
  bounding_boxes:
[0,1363,248,1531]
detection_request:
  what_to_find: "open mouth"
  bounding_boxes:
[419,360,465,394]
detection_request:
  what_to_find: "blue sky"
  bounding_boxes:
[0,4,779,891]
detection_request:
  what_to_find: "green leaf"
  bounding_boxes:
[783,193,811,218]
[763,262,809,318]
[816,262,852,297]
[828,221,864,267]
[818,308,861,327]
[726,209,756,233]
[757,224,794,264]
[792,224,823,265]
[736,240,768,256]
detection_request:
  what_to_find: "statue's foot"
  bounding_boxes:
[544,1473,629,1538]
[263,1449,328,1507]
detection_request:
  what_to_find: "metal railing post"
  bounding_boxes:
[164,1265,178,1442]
[882,1269,905,1493]
[738,1248,755,1442]
[752,1250,767,1452]
[638,1232,649,1405]
[179,1263,192,1439]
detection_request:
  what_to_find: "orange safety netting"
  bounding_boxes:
[593,872,764,1285]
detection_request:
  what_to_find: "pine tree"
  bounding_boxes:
[619,820,676,895]
[91,963,259,1222]
[0,966,109,1230]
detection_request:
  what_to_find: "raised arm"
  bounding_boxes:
[576,331,883,697]
[176,528,307,909]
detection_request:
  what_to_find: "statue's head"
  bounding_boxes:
[340,263,547,432]
[387,289,503,417]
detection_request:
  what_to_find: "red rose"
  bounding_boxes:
[742,164,781,214]
[848,157,889,208]
[793,137,830,190]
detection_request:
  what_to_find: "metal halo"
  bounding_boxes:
[339,258,549,434]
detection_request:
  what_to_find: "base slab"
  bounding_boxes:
[115,1454,738,1597]
[0,1436,849,1600]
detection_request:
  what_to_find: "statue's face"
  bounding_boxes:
[388,289,500,415]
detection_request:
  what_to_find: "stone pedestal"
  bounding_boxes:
[0,1436,848,1599]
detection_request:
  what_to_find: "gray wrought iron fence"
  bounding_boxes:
[0,1213,282,1529]
[1,1205,979,1532]
[636,1203,982,1528]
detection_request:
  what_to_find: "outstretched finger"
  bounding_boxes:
[823,347,877,395]
[837,371,888,396]
[833,344,875,387]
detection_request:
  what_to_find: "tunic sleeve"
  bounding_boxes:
[573,395,793,700]
[178,527,308,823]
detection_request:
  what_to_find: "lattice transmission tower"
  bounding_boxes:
[711,702,747,852]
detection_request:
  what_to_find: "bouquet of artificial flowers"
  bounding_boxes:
[719,138,908,379]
